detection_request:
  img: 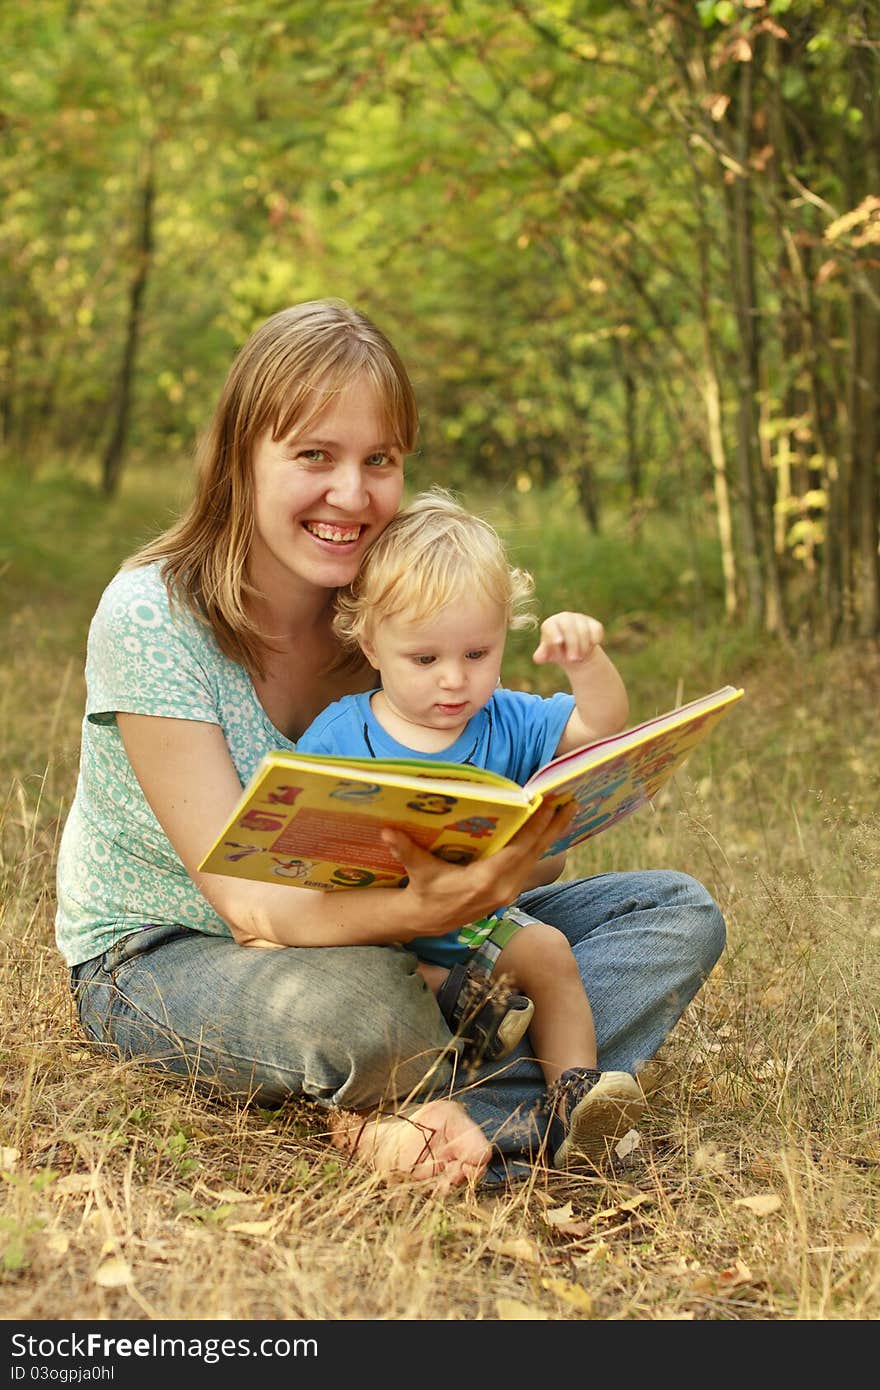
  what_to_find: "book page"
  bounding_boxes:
[526,686,743,793]
[531,686,743,857]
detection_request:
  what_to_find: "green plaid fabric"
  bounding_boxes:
[468,905,545,974]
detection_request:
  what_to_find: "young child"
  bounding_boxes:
[297,489,646,1168]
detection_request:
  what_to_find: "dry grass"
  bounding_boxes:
[2,473,879,1322]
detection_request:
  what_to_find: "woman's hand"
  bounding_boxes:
[523,849,567,890]
[117,712,576,951]
[380,799,576,940]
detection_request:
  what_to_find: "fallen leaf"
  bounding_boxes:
[226,1219,275,1236]
[693,1144,728,1174]
[618,1193,653,1213]
[541,1276,594,1314]
[689,1274,716,1295]
[542,1202,592,1237]
[195,1183,254,1204]
[734,1193,782,1216]
[490,1236,541,1265]
[595,1192,653,1222]
[548,1218,592,1238]
[574,1240,612,1266]
[495,1297,549,1320]
[53,1174,97,1196]
[718,1259,754,1287]
[754,1059,786,1079]
[543,1201,574,1226]
[94,1257,130,1288]
[615,1128,641,1159]
[0,1147,20,1169]
[45,1233,70,1256]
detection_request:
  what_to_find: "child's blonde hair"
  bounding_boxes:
[333,487,536,650]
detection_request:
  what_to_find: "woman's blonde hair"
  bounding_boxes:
[333,487,536,650]
[127,298,418,676]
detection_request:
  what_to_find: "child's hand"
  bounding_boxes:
[533,612,605,669]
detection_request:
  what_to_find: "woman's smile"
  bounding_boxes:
[303,520,366,545]
[248,376,405,599]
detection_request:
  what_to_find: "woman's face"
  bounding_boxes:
[249,375,405,602]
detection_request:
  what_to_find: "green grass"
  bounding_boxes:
[2,461,879,1320]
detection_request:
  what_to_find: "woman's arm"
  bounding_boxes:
[117,713,572,949]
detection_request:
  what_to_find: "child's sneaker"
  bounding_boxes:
[546,1067,646,1169]
[436,961,535,1071]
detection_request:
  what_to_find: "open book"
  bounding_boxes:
[198,685,743,892]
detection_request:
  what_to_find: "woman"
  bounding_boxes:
[56,298,725,1188]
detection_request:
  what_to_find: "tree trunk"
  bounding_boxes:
[575,455,600,533]
[101,142,156,497]
[703,363,738,620]
[727,53,786,634]
[687,122,739,621]
[850,15,880,637]
[853,285,880,637]
[612,336,640,508]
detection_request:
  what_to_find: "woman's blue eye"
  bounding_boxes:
[298,449,326,463]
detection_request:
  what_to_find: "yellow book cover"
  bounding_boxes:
[198,685,743,891]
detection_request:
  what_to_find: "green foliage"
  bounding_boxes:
[161,1127,200,1178]
[0,0,877,633]
[0,1167,55,1275]
[0,1214,45,1274]
[0,463,186,649]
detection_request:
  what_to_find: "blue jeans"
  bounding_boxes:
[70,870,724,1181]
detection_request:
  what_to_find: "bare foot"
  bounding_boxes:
[330,1099,492,1189]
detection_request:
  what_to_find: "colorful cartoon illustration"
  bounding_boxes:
[221,841,265,862]
[432,843,478,866]
[329,865,405,888]
[266,784,303,805]
[240,809,286,832]
[569,773,627,818]
[563,788,647,846]
[405,792,459,816]
[270,856,314,879]
[328,779,384,803]
[447,815,499,839]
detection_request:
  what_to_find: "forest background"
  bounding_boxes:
[1,0,879,1323]
[3,0,879,640]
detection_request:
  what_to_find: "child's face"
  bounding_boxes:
[362,596,508,736]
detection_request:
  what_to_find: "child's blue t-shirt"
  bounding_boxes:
[298,686,575,965]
